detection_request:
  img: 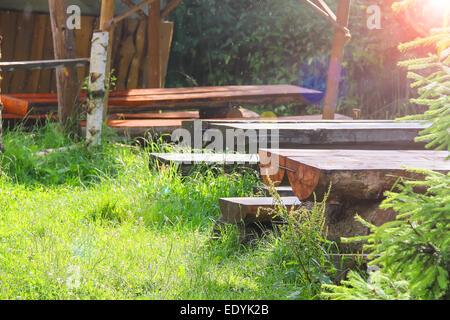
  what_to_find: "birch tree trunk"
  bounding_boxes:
[86,31,109,148]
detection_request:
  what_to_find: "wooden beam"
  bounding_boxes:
[48,0,80,133]
[148,0,162,88]
[322,0,351,120]
[0,59,90,71]
[121,0,147,19]
[161,0,183,19]
[105,0,156,29]
[100,0,116,119]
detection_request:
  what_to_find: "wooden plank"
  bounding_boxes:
[117,19,138,90]
[150,152,260,175]
[208,121,430,151]
[9,13,34,93]
[38,17,55,93]
[127,19,147,89]
[260,149,450,201]
[74,16,95,86]
[159,21,174,87]
[0,10,18,93]
[218,196,303,224]
[25,14,47,93]
[114,110,199,119]
[148,0,161,88]
[82,118,187,137]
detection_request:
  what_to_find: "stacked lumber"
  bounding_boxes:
[217,148,450,250]
[0,10,173,94]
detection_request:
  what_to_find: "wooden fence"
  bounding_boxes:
[0,10,173,94]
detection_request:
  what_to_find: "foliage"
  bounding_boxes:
[321,0,449,300]
[0,123,331,300]
[322,270,411,300]
[260,181,336,299]
[396,27,450,151]
[166,0,420,118]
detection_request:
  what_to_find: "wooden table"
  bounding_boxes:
[1,85,321,118]
[259,149,450,201]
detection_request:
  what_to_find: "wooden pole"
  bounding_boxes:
[86,32,109,148]
[48,0,80,133]
[148,0,162,88]
[0,35,4,153]
[100,0,116,119]
[322,0,351,120]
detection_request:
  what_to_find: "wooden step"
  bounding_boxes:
[218,196,303,224]
[253,185,295,197]
[216,196,399,251]
[150,153,260,174]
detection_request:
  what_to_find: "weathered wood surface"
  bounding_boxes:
[209,122,429,149]
[1,85,321,115]
[260,149,450,201]
[150,152,259,174]
[0,58,90,71]
[217,196,398,250]
[218,197,303,224]
[48,0,80,130]
[82,119,187,137]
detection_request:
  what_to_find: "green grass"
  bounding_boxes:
[0,123,325,300]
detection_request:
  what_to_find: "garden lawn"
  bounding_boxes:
[0,124,313,300]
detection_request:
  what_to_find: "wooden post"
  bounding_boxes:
[86,32,109,148]
[322,0,351,120]
[148,0,162,88]
[100,0,116,119]
[0,35,4,153]
[48,0,80,133]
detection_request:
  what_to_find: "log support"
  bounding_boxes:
[100,0,116,119]
[322,0,351,120]
[48,0,80,133]
[148,0,162,88]
[86,31,109,147]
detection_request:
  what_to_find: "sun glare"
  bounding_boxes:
[429,0,450,11]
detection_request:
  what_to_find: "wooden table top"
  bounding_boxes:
[260,149,450,171]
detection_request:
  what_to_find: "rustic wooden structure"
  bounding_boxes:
[182,120,430,154]
[260,149,450,201]
[150,152,259,174]
[1,85,322,119]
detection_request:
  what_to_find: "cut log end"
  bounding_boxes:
[285,158,321,201]
[259,150,286,187]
